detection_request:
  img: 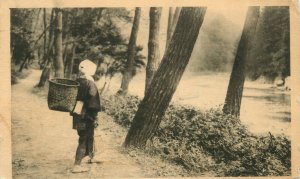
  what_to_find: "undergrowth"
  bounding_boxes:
[102,94,291,176]
[11,66,32,85]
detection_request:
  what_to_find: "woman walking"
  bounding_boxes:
[70,59,101,173]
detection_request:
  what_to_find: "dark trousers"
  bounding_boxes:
[75,122,94,165]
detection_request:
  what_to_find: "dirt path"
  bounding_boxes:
[11,70,147,178]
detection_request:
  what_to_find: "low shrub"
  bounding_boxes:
[102,94,291,176]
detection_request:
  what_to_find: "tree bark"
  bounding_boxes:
[170,7,181,37]
[145,7,162,94]
[222,7,260,117]
[118,7,141,95]
[124,7,207,148]
[53,8,64,78]
[165,7,174,50]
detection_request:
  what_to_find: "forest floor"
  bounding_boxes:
[11,70,190,178]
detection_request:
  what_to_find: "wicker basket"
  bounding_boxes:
[48,78,79,112]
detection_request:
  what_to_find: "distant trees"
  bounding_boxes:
[124,7,207,148]
[188,6,290,83]
[11,8,146,87]
[38,9,55,87]
[223,7,260,117]
[246,6,290,82]
[11,9,39,67]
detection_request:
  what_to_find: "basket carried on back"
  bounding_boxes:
[48,78,79,112]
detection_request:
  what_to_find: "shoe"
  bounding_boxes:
[88,158,102,164]
[71,165,89,173]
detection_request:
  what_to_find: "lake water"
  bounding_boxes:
[99,72,291,136]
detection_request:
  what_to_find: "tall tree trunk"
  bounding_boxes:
[53,8,64,78]
[48,9,55,50]
[37,9,55,87]
[222,7,260,117]
[65,43,76,79]
[63,43,69,65]
[37,41,55,87]
[165,7,174,49]
[40,9,54,68]
[145,7,162,94]
[124,7,207,148]
[62,9,79,72]
[30,8,42,64]
[42,8,47,69]
[118,7,141,95]
[32,8,42,34]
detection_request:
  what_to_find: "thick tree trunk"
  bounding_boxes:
[145,7,162,94]
[118,7,141,95]
[124,7,207,148]
[53,8,64,78]
[222,7,260,117]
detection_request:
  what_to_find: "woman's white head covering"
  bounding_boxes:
[79,59,97,81]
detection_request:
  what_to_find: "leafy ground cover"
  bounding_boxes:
[102,94,291,176]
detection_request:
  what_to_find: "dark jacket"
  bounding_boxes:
[72,78,101,130]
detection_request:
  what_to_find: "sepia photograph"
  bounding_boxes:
[2,1,298,178]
